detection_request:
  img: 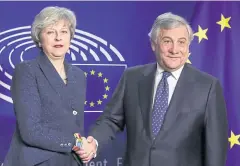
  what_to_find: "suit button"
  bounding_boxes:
[64,143,68,147]
[151,146,156,150]
[60,143,64,147]
[68,143,72,146]
[73,110,78,115]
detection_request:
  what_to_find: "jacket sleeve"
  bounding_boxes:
[204,79,228,166]
[89,70,127,155]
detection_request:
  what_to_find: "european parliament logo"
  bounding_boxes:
[0,26,127,112]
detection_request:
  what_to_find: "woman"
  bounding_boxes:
[3,6,87,166]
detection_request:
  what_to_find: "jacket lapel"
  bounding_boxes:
[63,63,80,108]
[37,52,69,100]
[138,63,157,139]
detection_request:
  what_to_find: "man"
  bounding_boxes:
[78,12,228,166]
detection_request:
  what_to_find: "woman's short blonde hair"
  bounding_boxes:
[31,6,77,47]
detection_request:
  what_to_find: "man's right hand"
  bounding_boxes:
[73,136,97,163]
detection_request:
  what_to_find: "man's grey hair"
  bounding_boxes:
[31,6,77,47]
[148,12,194,43]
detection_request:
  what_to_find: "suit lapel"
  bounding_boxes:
[37,52,71,100]
[138,63,157,139]
[155,64,196,139]
[63,63,78,107]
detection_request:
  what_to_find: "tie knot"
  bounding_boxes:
[162,71,171,78]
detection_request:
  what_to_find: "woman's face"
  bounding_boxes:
[40,20,71,60]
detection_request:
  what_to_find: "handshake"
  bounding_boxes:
[72,133,97,163]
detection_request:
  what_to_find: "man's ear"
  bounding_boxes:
[151,41,156,52]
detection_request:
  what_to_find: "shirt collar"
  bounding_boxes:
[156,63,184,80]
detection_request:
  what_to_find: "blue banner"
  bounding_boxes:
[0,1,239,166]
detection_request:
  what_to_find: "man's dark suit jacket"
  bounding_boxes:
[3,53,86,166]
[90,63,228,166]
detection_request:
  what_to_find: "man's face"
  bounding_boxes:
[151,25,190,71]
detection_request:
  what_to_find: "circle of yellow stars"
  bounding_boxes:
[84,70,110,108]
[188,13,231,63]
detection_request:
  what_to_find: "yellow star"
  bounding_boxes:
[90,101,95,107]
[228,131,240,149]
[98,72,103,77]
[216,14,231,32]
[103,78,108,83]
[103,94,108,99]
[84,72,88,77]
[84,101,87,105]
[193,25,208,43]
[186,52,191,64]
[105,86,110,91]
[97,99,102,105]
[90,70,95,75]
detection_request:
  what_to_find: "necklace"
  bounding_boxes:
[60,65,67,81]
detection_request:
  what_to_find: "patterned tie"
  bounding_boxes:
[152,71,171,138]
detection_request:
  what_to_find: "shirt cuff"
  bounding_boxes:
[94,139,98,158]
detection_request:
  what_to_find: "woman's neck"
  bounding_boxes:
[49,58,65,73]
[44,54,65,73]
